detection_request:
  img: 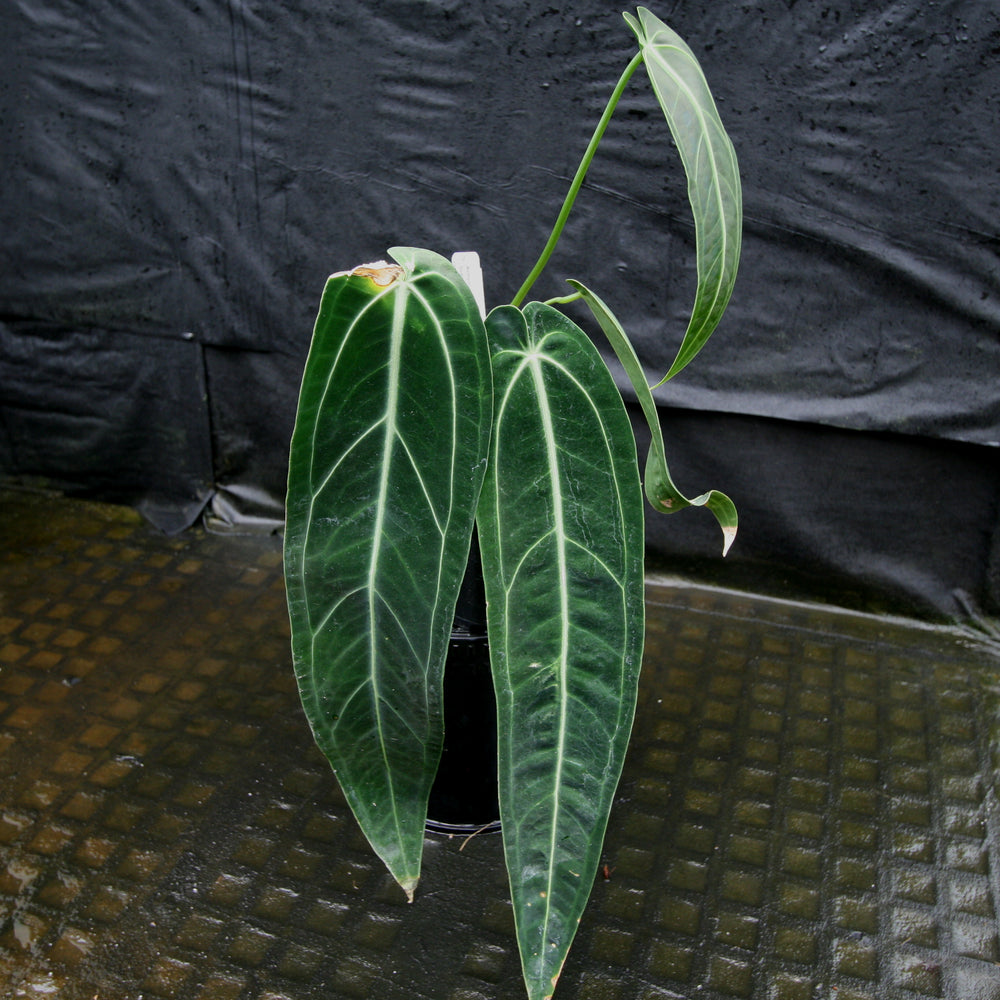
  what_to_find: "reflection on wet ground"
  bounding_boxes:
[1,489,999,999]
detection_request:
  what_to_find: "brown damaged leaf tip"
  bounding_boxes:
[331,260,405,287]
[401,877,418,904]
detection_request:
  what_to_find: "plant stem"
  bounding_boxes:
[544,292,583,307]
[511,51,644,308]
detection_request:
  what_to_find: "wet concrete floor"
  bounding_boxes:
[1,488,999,999]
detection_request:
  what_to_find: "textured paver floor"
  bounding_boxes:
[1,488,999,1000]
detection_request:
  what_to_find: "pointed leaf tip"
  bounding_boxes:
[722,524,736,557]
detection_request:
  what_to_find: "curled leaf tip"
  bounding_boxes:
[721,525,737,557]
[331,261,404,287]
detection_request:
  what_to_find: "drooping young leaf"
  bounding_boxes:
[284,247,492,899]
[569,279,737,554]
[624,6,742,384]
[478,303,645,1000]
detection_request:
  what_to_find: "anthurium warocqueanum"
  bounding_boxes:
[284,9,741,999]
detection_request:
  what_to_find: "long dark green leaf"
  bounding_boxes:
[569,279,737,554]
[284,247,492,899]
[624,6,742,384]
[478,303,644,1000]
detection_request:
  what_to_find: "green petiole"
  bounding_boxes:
[511,51,644,308]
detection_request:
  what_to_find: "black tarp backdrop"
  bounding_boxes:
[1,0,998,616]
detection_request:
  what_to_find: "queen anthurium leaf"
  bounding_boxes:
[478,303,645,1000]
[284,247,492,900]
[569,279,737,555]
[624,6,742,384]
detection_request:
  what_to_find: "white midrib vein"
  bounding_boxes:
[302,288,394,641]
[528,352,569,947]
[368,283,408,852]
[647,39,736,333]
[302,268,463,888]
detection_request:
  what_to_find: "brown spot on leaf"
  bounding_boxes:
[332,260,404,287]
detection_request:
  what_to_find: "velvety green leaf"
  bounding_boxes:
[478,303,645,1000]
[284,247,492,899]
[624,7,742,384]
[569,279,737,554]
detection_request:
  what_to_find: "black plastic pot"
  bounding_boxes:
[426,531,501,834]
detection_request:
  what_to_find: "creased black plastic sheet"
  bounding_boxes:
[3,0,997,434]
[635,406,1000,618]
[0,321,213,533]
[1,0,998,612]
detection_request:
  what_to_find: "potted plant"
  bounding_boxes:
[284,8,741,999]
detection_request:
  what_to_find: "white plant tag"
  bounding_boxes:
[451,251,486,320]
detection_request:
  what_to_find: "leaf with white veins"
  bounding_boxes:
[284,247,492,899]
[625,6,742,383]
[478,303,644,1000]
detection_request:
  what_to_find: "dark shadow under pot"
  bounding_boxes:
[426,531,501,835]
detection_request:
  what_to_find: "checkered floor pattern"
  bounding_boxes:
[1,489,999,999]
